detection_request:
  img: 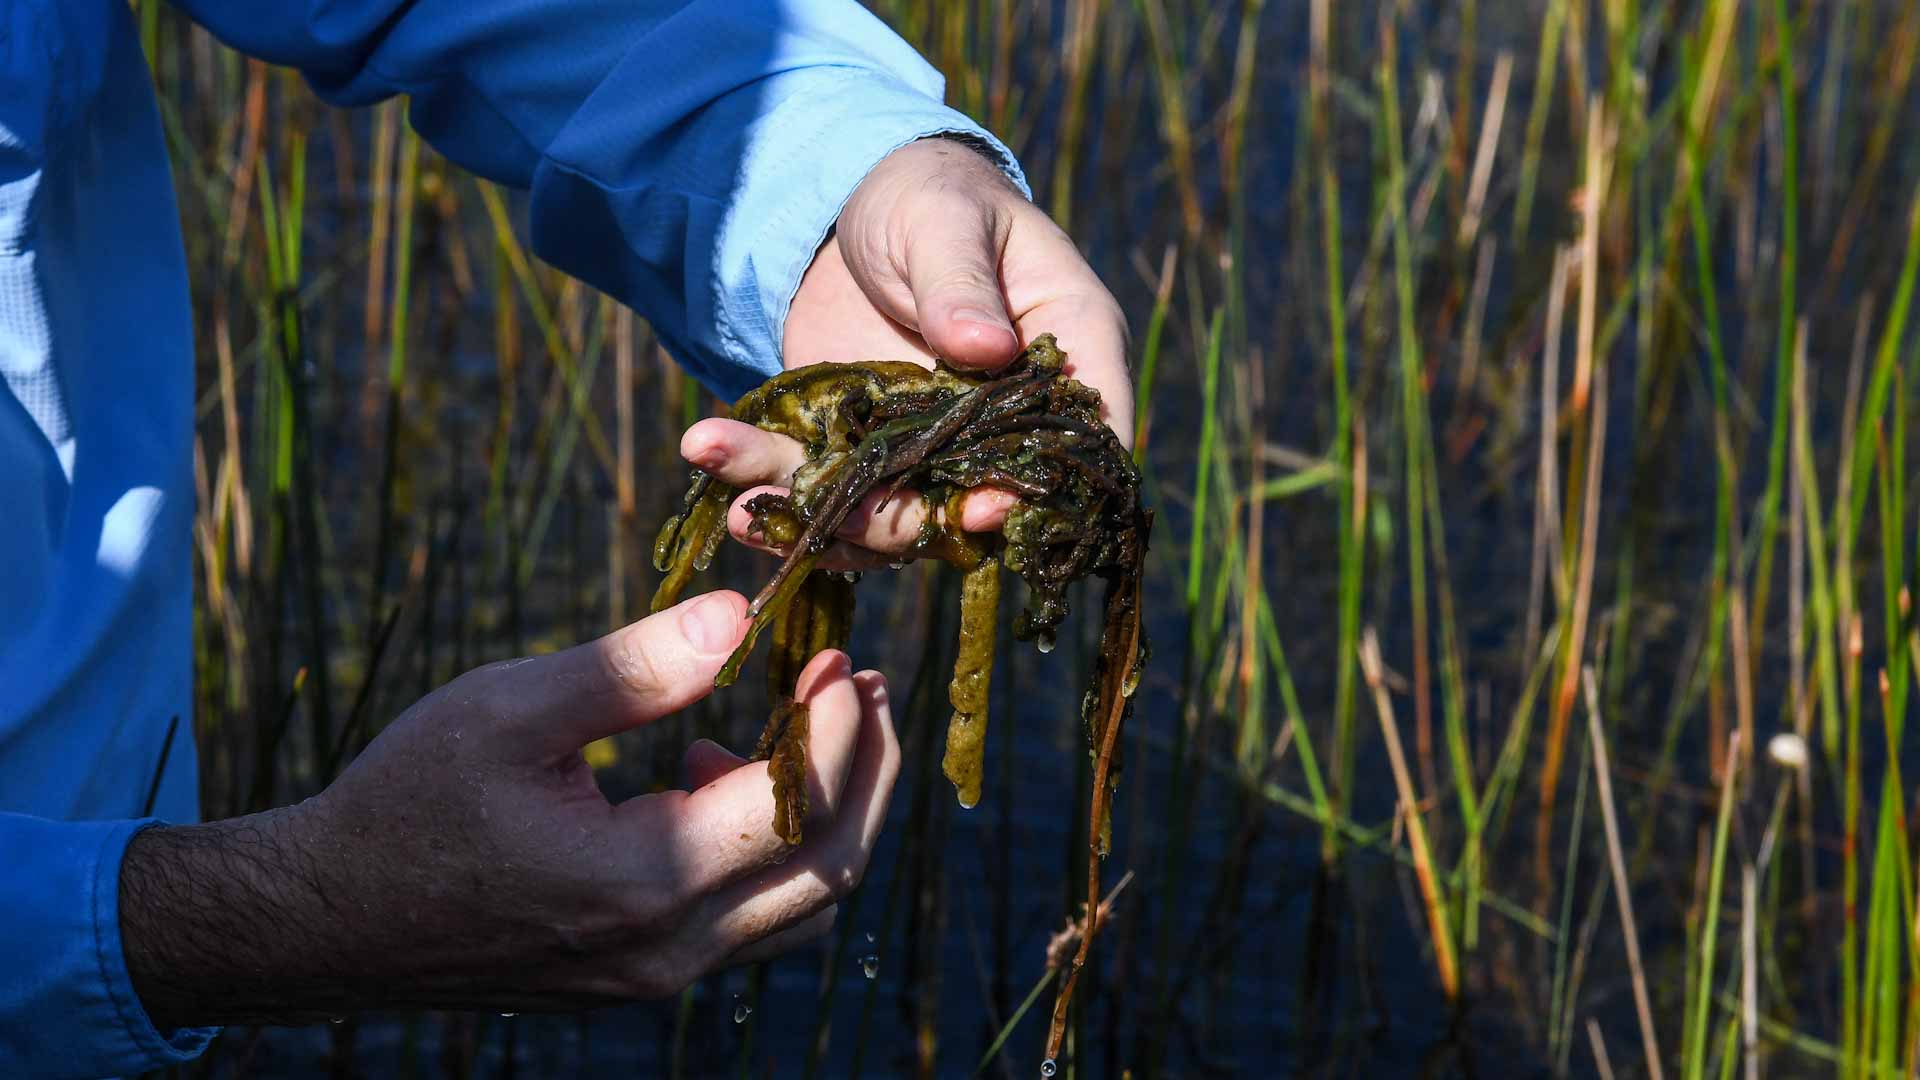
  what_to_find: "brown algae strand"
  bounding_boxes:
[754,696,810,845]
[650,482,731,612]
[941,557,1001,807]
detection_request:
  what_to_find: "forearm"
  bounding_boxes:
[117,792,629,1028]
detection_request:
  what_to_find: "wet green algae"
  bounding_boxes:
[649,334,1150,846]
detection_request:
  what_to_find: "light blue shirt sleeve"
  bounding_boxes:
[173,0,1031,400]
[0,815,215,1077]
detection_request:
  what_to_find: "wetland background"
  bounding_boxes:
[150,0,1920,1075]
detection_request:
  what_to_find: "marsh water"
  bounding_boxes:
[159,0,1920,1077]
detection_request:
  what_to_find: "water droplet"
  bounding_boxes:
[1040,1059,1058,1077]
[865,931,875,944]
[499,1012,517,1019]
[860,954,879,979]
[1036,633,1055,655]
[732,997,752,1024]
[328,1017,345,1025]
[888,560,908,571]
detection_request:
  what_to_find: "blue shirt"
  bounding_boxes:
[0,2,1024,1075]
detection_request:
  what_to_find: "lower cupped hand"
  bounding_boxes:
[120,592,899,1029]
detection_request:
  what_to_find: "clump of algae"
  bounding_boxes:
[651,334,1150,1058]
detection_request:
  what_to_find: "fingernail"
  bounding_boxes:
[953,306,1011,331]
[795,650,852,700]
[681,594,742,655]
[679,425,728,470]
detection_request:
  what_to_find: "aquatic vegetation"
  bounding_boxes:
[652,334,1149,834]
[651,335,1150,1058]
[162,0,1920,1072]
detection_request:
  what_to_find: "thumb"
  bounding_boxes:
[498,591,749,757]
[900,201,1021,370]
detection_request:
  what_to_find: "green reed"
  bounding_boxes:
[139,0,1920,1075]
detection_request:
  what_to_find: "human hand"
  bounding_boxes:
[682,136,1132,569]
[119,592,900,1029]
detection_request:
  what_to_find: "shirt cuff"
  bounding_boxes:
[711,69,1029,401]
[0,814,215,1077]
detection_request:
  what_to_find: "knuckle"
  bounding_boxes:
[739,893,818,947]
[825,857,867,902]
[601,627,669,698]
[931,262,1000,301]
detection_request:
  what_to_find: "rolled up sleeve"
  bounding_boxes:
[173,0,1028,399]
[0,814,215,1078]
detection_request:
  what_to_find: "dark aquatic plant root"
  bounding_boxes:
[650,335,1149,1063]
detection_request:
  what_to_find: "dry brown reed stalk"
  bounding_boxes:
[1728,588,1754,782]
[210,62,268,591]
[614,304,636,522]
[1582,666,1663,1080]
[1222,0,1266,208]
[1449,237,1496,447]
[220,60,268,271]
[1042,566,1141,1067]
[1524,249,1570,668]
[1138,0,1203,240]
[1538,100,1614,897]
[1820,14,1918,291]
[1457,50,1514,248]
[1360,627,1459,1001]
[1589,1017,1618,1080]
[1048,0,1103,229]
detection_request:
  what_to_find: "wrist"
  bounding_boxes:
[918,132,1024,184]
[119,803,349,1030]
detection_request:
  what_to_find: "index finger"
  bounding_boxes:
[624,650,867,897]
